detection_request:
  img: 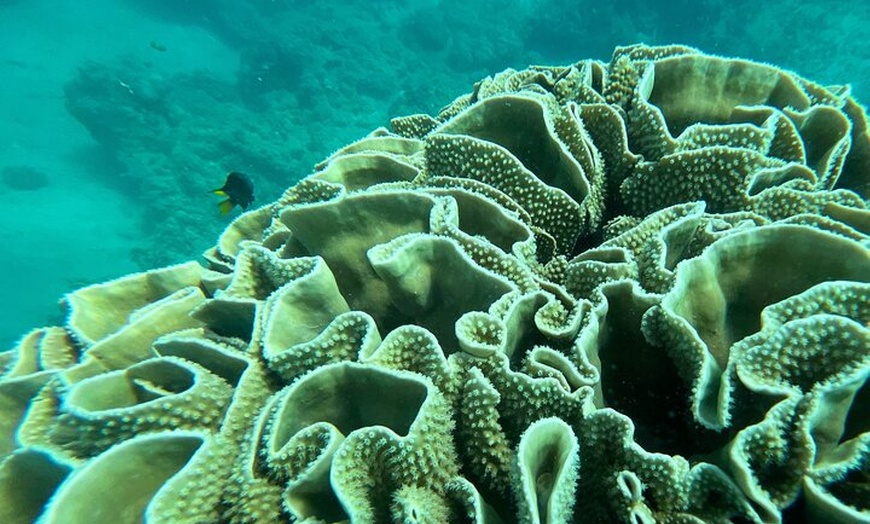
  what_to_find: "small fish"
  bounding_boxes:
[211,171,254,215]
[150,41,167,52]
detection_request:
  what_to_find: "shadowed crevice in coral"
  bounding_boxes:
[595,282,730,457]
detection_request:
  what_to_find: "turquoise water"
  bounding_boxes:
[0,0,867,349]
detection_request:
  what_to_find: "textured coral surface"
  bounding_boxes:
[1,45,868,523]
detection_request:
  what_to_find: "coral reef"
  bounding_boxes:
[2,45,869,523]
[63,59,306,268]
[57,0,869,277]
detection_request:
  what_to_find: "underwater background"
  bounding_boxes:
[0,0,868,352]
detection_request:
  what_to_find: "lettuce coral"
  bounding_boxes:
[2,44,869,523]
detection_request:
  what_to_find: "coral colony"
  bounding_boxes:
[1,45,868,523]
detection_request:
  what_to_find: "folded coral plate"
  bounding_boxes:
[2,44,869,524]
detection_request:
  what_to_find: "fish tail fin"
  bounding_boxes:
[210,189,228,196]
[217,199,235,215]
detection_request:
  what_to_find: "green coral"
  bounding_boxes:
[259,362,458,522]
[513,417,579,524]
[1,44,869,523]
